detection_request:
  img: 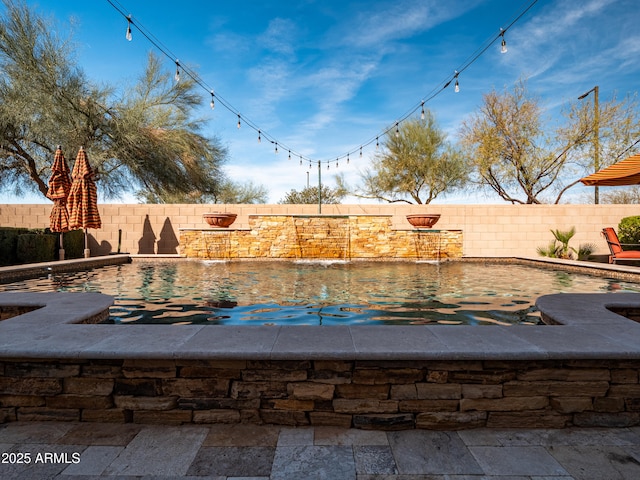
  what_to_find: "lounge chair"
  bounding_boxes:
[601,227,640,264]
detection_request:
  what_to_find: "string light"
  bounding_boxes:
[257,130,261,143]
[288,150,291,160]
[108,0,537,172]
[125,15,132,41]
[209,90,215,109]
[395,122,400,137]
[376,137,379,150]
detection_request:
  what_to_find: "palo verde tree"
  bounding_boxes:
[0,0,227,201]
[354,112,469,204]
[459,80,640,204]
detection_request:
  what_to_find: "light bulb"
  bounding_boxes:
[500,29,507,54]
[174,60,180,82]
[454,78,460,93]
[359,147,362,159]
[395,122,400,137]
[257,130,261,143]
[421,102,425,120]
[237,114,241,129]
[126,16,132,41]
[275,143,279,154]
[210,91,215,109]
[347,153,350,164]
[376,137,379,150]
[288,150,291,160]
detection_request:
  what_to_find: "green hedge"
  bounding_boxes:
[16,233,56,264]
[0,227,30,266]
[618,216,640,247]
[60,229,84,259]
[0,227,85,265]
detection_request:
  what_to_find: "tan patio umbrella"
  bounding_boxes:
[46,146,72,260]
[68,146,101,258]
[580,153,640,186]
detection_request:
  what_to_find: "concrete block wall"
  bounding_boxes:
[1,358,638,429]
[2,203,639,258]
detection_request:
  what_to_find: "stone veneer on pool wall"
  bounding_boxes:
[1,358,639,429]
[180,215,463,260]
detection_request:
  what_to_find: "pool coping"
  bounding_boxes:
[2,256,640,361]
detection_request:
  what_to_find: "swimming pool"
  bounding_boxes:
[3,259,639,326]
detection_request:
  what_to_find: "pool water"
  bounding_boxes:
[3,260,639,326]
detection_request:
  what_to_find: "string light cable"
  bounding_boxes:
[105,0,538,168]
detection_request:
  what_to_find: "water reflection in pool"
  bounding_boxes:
[3,260,639,326]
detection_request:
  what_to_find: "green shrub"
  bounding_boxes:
[0,227,30,266]
[63,229,85,259]
[618,216,640,247]
[16,233,56,264]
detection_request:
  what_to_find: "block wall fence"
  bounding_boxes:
[2,203,639,258]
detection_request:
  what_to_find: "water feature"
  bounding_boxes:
[413,230,441,260]
[3,260,640,326]
[293,216,350,259]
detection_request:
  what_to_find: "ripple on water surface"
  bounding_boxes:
[3,260,639,326]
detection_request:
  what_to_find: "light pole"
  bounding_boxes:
[578,85,599,204]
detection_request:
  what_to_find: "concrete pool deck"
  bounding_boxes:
[1,256,640,430]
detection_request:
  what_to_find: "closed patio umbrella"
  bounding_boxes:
[46,146,72,260]
[580,153,640,186]
[68,146,101,258]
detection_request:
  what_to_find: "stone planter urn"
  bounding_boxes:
[203,213,237,228]
[406,214,441,228]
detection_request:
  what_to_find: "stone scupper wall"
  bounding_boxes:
[1,358,638,429]
[180,215,463,260]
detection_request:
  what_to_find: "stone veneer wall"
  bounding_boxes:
[180,215,463,260]
[1,358,638,429]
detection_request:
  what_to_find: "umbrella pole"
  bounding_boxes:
[84,229,90,258]
[59,232,65,261]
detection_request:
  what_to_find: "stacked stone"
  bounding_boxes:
[1,358,638,429]
[180,215,463,260]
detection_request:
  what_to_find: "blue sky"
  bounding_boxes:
[2,0,639,204]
